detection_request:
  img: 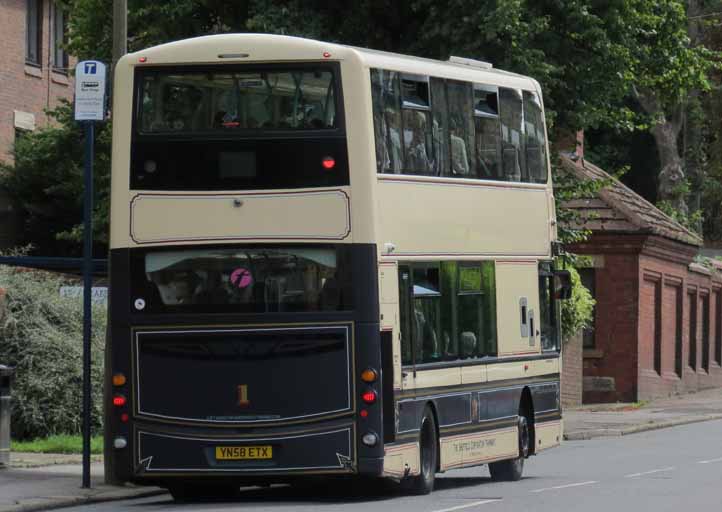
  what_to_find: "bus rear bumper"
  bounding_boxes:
[127,423,356,480]
[357,456,384,477]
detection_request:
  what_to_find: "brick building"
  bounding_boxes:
[561,154,722,403]
[0,0,74,248]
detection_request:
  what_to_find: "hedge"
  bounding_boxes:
[0,265,105,440]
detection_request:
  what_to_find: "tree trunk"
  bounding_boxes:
[650,120,688,215]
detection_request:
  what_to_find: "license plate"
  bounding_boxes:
[215,446,273,460]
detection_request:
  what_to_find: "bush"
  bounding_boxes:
[0,265,105,440]
[559,266,595,341]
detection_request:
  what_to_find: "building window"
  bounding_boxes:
[653,280,662,376]
[702,293,710,373]
[674,286,683,378]
[26,0,43,66]
[52,2,68,72]
[689,290,697,371]
[714,292,722,366]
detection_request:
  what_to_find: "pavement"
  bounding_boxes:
[1,387,721,511]
[562,386,722,440]
[0,460,164,512]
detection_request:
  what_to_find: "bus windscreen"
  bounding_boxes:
[131,246,352,313]
[130,65,347,191]
[138,68,337,133]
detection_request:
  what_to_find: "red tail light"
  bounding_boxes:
[113,395,126,407]
[361,390,377,404]
[322,156,336,170]
[120,413,130,423]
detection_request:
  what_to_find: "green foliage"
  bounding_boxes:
[12,434,103,454]
[0,265,106,440]
[559,266,596,341]
[0,101,111,255]
[657,199,704,232]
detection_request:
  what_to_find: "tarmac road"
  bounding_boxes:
[59,419,722,512]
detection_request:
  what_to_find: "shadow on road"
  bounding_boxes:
[128,475,521,508]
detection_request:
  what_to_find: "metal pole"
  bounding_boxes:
[82,121,94,489]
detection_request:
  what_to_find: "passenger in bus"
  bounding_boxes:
[405,111,433,173]
[414,306,440,361]
[502,142,522,181]
[460,331,477,358]
[384,107,403,173]
[450,118,470,176]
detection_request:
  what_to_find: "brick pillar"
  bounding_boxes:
[562,331,583,407]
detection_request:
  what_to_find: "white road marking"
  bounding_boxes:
[698,457,722,464]
[431,499,501,512]
[624,466,675,478]
[530,481,598,493]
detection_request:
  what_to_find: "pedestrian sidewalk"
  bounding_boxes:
[564,387,722,440]
[0,455,164,512]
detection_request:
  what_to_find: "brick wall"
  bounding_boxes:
[571,233,722,403]
[0,0,75,163]
[582,251,641,403]
[636,251,722,400]
[561,331,583,407]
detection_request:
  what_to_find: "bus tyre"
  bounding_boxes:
[168,483,241,502]
[402,406,437,495]
[489,415,529,482]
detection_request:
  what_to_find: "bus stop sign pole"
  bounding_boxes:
[74,60,107,489]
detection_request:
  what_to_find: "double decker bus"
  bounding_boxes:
[105,34,569,498]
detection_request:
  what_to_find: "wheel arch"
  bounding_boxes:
[425,400,441,472]
[519,387,536,456]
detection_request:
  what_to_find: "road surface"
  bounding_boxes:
[61,419,722,511]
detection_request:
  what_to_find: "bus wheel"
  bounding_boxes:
[402,406,437,495]
[168,483,241,502]
[489,415,529,482]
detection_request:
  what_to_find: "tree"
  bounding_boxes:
[0,101,111,255]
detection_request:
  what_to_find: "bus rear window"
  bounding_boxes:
[138,67,337,133]
[131,246,352,313]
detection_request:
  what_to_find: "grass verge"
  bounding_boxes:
[12,435,103,454]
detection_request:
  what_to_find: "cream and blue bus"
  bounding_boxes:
[105,34,568,499]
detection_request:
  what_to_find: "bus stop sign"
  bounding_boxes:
[74,61,106,121]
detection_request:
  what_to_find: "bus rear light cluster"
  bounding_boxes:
[322,156,336,170]
[360,368,378,383]
[361,432,378,447]
[361,390,377,405]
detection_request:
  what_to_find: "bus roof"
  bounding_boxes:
[123,34,540,92]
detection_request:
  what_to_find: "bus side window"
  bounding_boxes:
[412,265,442,363]
[398,265,413,366]
[430,77,449,177]
[499,88,526,182]
[523,90,548,184]
[446,80,474,178]
[371,69,403,174]
[538,262,558,351]
[401,75,435,176]
[474,84,502,180]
